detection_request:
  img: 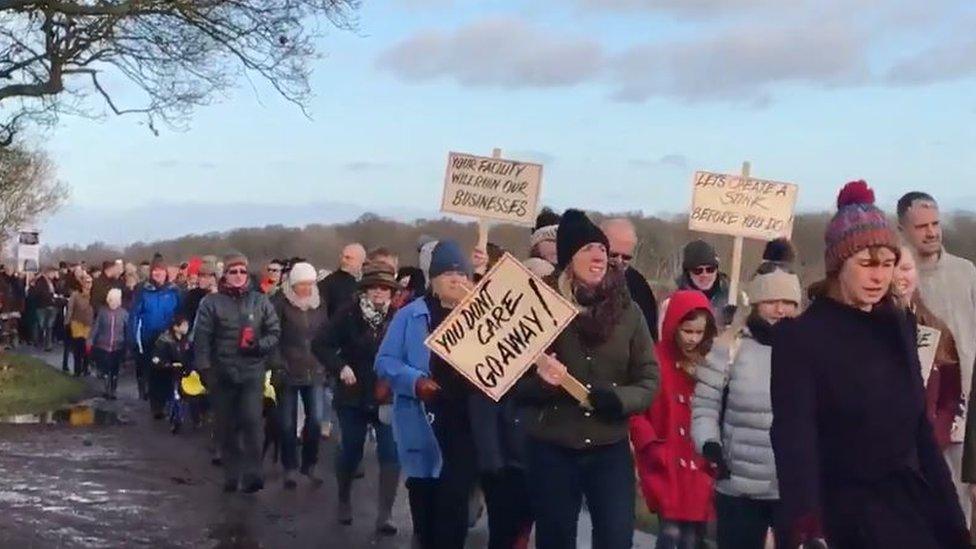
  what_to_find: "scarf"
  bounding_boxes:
[557,266,629,348]
[360,295,389,331]
[746,312,776,346]
[283,283,321,312]
[219,279,249,298]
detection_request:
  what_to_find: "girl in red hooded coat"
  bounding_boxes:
[631,289,718,548]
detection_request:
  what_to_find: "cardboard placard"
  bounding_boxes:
[425,253,578,402]
[441,152,542,226]
[917,325,942,386]
[689,170,798,240]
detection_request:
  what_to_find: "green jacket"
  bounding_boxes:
[520,296,659,450]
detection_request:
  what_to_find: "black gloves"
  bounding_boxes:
[702,441,731,480]
[588,386,624,419]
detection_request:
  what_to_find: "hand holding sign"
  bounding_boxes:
[535,353,567,386]
[425,253,582,403]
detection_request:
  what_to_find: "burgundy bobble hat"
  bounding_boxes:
[823,180,900,274]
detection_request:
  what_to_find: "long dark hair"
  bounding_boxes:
[673,308,717,375]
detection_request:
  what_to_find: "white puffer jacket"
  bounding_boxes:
[692,329,779,500]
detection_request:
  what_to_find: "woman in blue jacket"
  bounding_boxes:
[375,240,478,549]
[129,257,181,418]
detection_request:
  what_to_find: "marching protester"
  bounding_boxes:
[771,181,968,548]
[897,192,976,521]
[269,261,329,490]
[632,289,717,549]
[183,262,218,329]
[314,261,399,534]
[518,209,658,549]
[664,240,737,328]
[393,266,425,310]
[261,260,284,295]
[90,260,123,315]
[121,271,139,311]
[319,243,366,318]
[65,272,95,377]
[130,257,181,416]
[28,266,58,352]
[892,244,962,451]
[194,252,281,494]
[602,217,659,341]
[376,240,480,549]
[525,207,560,278]
[150,314,194,433]
[367,247,400,272]
[89,288,129,399]
[692,239,801,548]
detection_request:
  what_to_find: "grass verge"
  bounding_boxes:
[0,353,88,416]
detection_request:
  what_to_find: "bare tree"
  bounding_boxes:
[0,144,68,235]
[0,0,359,146]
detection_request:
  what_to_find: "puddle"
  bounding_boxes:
[0,405,127,426]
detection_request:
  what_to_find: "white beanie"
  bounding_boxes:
[289,262,317,285]
[530,225,559,249]
[107,288,123,309]
[747,268,802,305]
[523,257,555,278]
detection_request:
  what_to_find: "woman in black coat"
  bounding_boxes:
[312,261,400,536]
[771,181,968,549]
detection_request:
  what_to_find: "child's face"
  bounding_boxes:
[676,315,707,356]
[174,321,190,337]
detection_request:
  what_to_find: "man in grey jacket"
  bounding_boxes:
[898,192,976,525]
[194,252,281,494]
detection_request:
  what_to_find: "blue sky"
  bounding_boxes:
[41,0,976,245]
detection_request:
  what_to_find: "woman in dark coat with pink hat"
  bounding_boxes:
[771,181,968,549]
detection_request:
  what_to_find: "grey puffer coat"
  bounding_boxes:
[692,329,778,500]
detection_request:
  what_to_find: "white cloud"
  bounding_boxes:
[376,17,604,88]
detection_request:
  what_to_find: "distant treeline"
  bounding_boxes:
[41,211,976,289]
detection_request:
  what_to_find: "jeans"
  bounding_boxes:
[213,373,264,484]
[34,307,56,349]
[715,493,785,549]
[656,520,706,549]
[334,405,398,474]
[527,439,635,549]
[279,383,323,472]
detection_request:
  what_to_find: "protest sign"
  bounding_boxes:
[689,170,798,240]
[441,151,543,227]
[425,253,578,402]
[917,325,942,386]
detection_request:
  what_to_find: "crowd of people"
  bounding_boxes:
[2,180,976,548]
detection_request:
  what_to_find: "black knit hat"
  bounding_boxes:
[556,209,609,270]
[682,240,719,271]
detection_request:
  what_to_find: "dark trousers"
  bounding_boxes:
[34,306,56,349]
[527,439,635,549]
[70,336,89,376]
[213,374,265,484]
[93,348,124,396]
[406,427,479,549]
[715,493,785,549]
[482,467,533,549]
[278,384,323,472]
[135,351,151,399]
[149,365,174,415]
[335,405,398,473]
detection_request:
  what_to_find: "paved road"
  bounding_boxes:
[0,349,656,548]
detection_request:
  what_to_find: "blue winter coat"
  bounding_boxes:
[129,281,181,354]
[374,297,442,479]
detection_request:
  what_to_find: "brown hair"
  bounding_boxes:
[808,245,898,302]
[673,308,717,376]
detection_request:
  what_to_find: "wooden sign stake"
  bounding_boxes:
[727,161,750,306]
[474,147,503,253]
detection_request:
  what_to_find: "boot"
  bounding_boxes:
[283,470,298,490]
[336,470,353,525]
[376,465,400,536]
[301,463,324,487]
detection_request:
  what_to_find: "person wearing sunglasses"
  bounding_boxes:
[260,259,284,295]
[671,239,737,327]
[194,251,281,494]
[602,218,659,342]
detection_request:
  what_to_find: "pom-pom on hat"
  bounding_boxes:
[824,180,900,274]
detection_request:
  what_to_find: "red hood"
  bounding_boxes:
[660,289,713,359]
